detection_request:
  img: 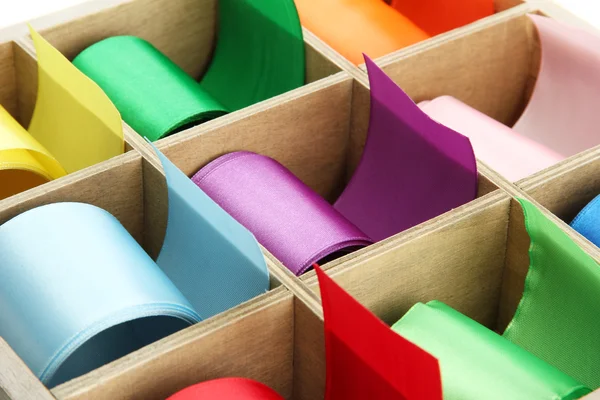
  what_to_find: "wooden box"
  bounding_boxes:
[2,0,600,399]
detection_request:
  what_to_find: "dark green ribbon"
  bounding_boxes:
[73,0,305,142]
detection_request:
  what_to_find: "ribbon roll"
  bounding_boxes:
[73,0,304,141]
[295,0,493,65]
[315,265,443,400]
[194,57,477,275]
[512,15,600,156]
[167,378,283,399]
[570,195,600,248]
[421,15,600,181]
[419,96,563,182]
[0,203,199,387]
[503,199,600,389]
[295,0,428,65]
[192,151,373,276]
[392,301,590,399]
[389,0,494,37]
[0,27,123,200]
[0,145,269,387]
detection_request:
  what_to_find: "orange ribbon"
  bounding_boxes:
[296,0,494,65]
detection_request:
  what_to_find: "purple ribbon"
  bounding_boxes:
[193,57,477,275]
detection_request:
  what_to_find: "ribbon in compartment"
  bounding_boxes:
[0,27,123,200]
[315,265,443,400]
[192,56,478,275]
[392,301,590,399]
[0,145,269,387]
[420,15,600,181]
[71,0,305,142]
[316,199,600,398]
[167,378,284,399]
[570,195,600,248]
[295,0,493,65]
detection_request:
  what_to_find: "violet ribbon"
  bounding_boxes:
[193,57,478,275]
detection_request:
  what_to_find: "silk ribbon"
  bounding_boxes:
[0,27,123,200]
[421,15,600,181]
[315,199,600,398]
[0,145,268,387]
[167,378,283,399]
[570,195,600,248]
[503,199,600,389]
[295,0,493,65]
[193,56,477,275]
[315,265,443,400]
[392,301,590,399]
[72,0,305,142]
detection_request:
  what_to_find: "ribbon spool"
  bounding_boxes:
[0,27,123,200]
[0,145,269,387]
[420,15,600,181]
[389,0,494,36]
[419,96,563,182]
[0,203,199,387]
[571,195,600,247]
[193,57,477,275]
[295,0,428,65]
[392,301,591,399]
[295,0,493,65]
[167,378,284,399]
[192,151,373,276]
[72,0,305,142]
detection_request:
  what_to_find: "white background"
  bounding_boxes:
[0,0,599,33]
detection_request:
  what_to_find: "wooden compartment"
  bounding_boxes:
[0,146,291,392]
[18,0,342,148]
[299,0,529,74]
[520,147,600,245]
[50,290,327,400]
[146,71,500,279]
[0,35,138,203]
[302,191,515,329]
[364,5,590,185]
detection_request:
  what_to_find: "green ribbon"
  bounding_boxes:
[392,301,590,400]
[72,0,304,142]
[504,199,600,389]
[392,198,600,397]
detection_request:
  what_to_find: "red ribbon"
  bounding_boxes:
[167,377,283,399]
[315,265,443,400]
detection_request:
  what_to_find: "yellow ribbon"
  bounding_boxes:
[0,27,123,200]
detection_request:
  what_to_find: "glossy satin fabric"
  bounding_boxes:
[0,203,200,387]
[73,0,304,141]
[295,0,428,65]
[315,266,443,400]
[193,58,477,275]
[167,378,284,399]
[389,0,494,36]
[419,96,563,182]
[73,37,228,142]
[154,146,270,318]
[513,15,600,157]
[419,15,600,181]
[0,27,123,199]
[0,146,269,387]
[333,58,477,242]
[570,195,600,247]
[504,199,600,389]
[296,0,493,65]
[392,301,590,399]
[192,151,373,276]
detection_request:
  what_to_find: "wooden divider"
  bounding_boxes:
[2,0,600,398]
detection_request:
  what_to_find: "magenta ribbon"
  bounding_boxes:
[193,57,477,275]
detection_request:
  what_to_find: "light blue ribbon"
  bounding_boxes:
[0,146,269,387]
